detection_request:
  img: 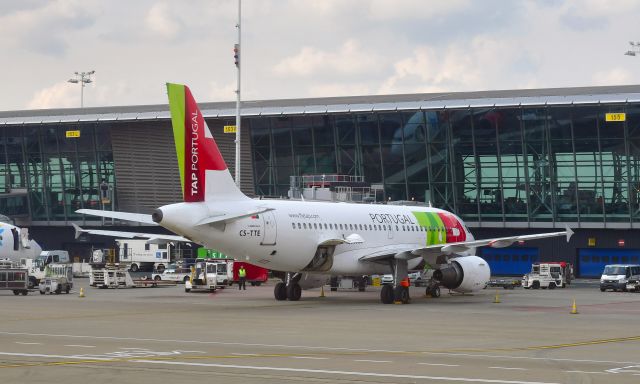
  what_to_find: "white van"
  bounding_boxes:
[600,264,640,292]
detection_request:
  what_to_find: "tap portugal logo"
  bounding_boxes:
[167,83,227,202]
[411,211,466,245]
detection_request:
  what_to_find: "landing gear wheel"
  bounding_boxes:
[287,283,302,301]
[13,290,19,296]
[380,284,394,304]
[21,290,28,296]
[548,282,556,290]
[394,286,410,304]
[532,281,540,290]
[428,286,440,298]
[274,282,287,301]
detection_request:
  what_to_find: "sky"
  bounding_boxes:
[1,0,640,112]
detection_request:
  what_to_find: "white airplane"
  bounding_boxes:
[77,83,573,304]
[0,215,42,261]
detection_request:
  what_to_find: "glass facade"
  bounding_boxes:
[247,103,640,226]
[0,123,115,221]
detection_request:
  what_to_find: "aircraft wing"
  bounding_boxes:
[411,227,574,258]
[355,244,424,263]
[356,227,573,266]
[72,224,191,244]
[76,209,157,225]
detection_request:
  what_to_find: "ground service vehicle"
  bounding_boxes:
[38,264,73,294]
[522,262,573,289]
[227,261,268,287]
[185,260,228,292]
[626,275,640,292]
[91,266,174,288]
[152,263,192,283]
[20,250,71,288]
[0,267,29,295]
[117,239,171,273]
[77,83,573,305]
[600,264,640,292]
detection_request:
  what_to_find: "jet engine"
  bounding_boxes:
[432,256,490,293]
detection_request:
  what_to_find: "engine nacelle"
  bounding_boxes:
[432,255,490,293]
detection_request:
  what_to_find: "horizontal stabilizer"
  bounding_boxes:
[72,223,190,243]
[76,209,157,225]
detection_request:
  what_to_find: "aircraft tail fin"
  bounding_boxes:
[166,83,247,202]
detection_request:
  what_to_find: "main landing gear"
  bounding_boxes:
[274,273,302,301]
[380,259,411,304]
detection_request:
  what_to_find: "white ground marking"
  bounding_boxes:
[15,342,42,345]
[119,348,150,350]
[354,359,392,363]
[64,345,96,348]
[1,331,639,367]
[231,353,261,356]
[606,365,640,374]
[418,363,460,367]
[489,367,527,371]
[289,356,329,360]
[131,359,563,384]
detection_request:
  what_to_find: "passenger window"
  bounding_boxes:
[339,224,343,230]
[297,223,302,229]
[622,256,629,263]
[303,223,307,229]
[292,223,296,229]
[395,225,399,231]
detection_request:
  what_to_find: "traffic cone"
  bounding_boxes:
[319,285,326,298]
[570,299,578,314]
[493,291,501,303]
[79,287,85,298]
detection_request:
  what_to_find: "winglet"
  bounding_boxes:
[566,226,574,242]
[72,223,85,240]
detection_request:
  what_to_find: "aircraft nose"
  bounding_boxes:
[152,208,163,223]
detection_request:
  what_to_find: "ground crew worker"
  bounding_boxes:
[238,265,247,290]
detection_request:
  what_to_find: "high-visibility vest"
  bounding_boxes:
[238,268,246,278]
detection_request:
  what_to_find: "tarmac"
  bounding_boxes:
[1,278,640,384]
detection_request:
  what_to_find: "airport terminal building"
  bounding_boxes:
[2,84,640,277]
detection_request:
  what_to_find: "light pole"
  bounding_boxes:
[67,70,95,108]
[234,0,242,189]
[624,41,640,57]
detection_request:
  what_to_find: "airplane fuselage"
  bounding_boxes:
[157,199,475,275]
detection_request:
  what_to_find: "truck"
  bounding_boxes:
[184,260,229,292]
[38,264,73,294]
[20,250,71,288]
[522,262,573,289]
[0,266,29,295]
[227,261,268,287]
[116,239,171,273]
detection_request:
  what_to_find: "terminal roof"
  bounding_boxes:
[2,84,640,124]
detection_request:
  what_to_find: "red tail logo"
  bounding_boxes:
[183,86,226,202]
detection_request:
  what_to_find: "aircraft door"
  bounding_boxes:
[261,211,277,246]
[387,224,394,240]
